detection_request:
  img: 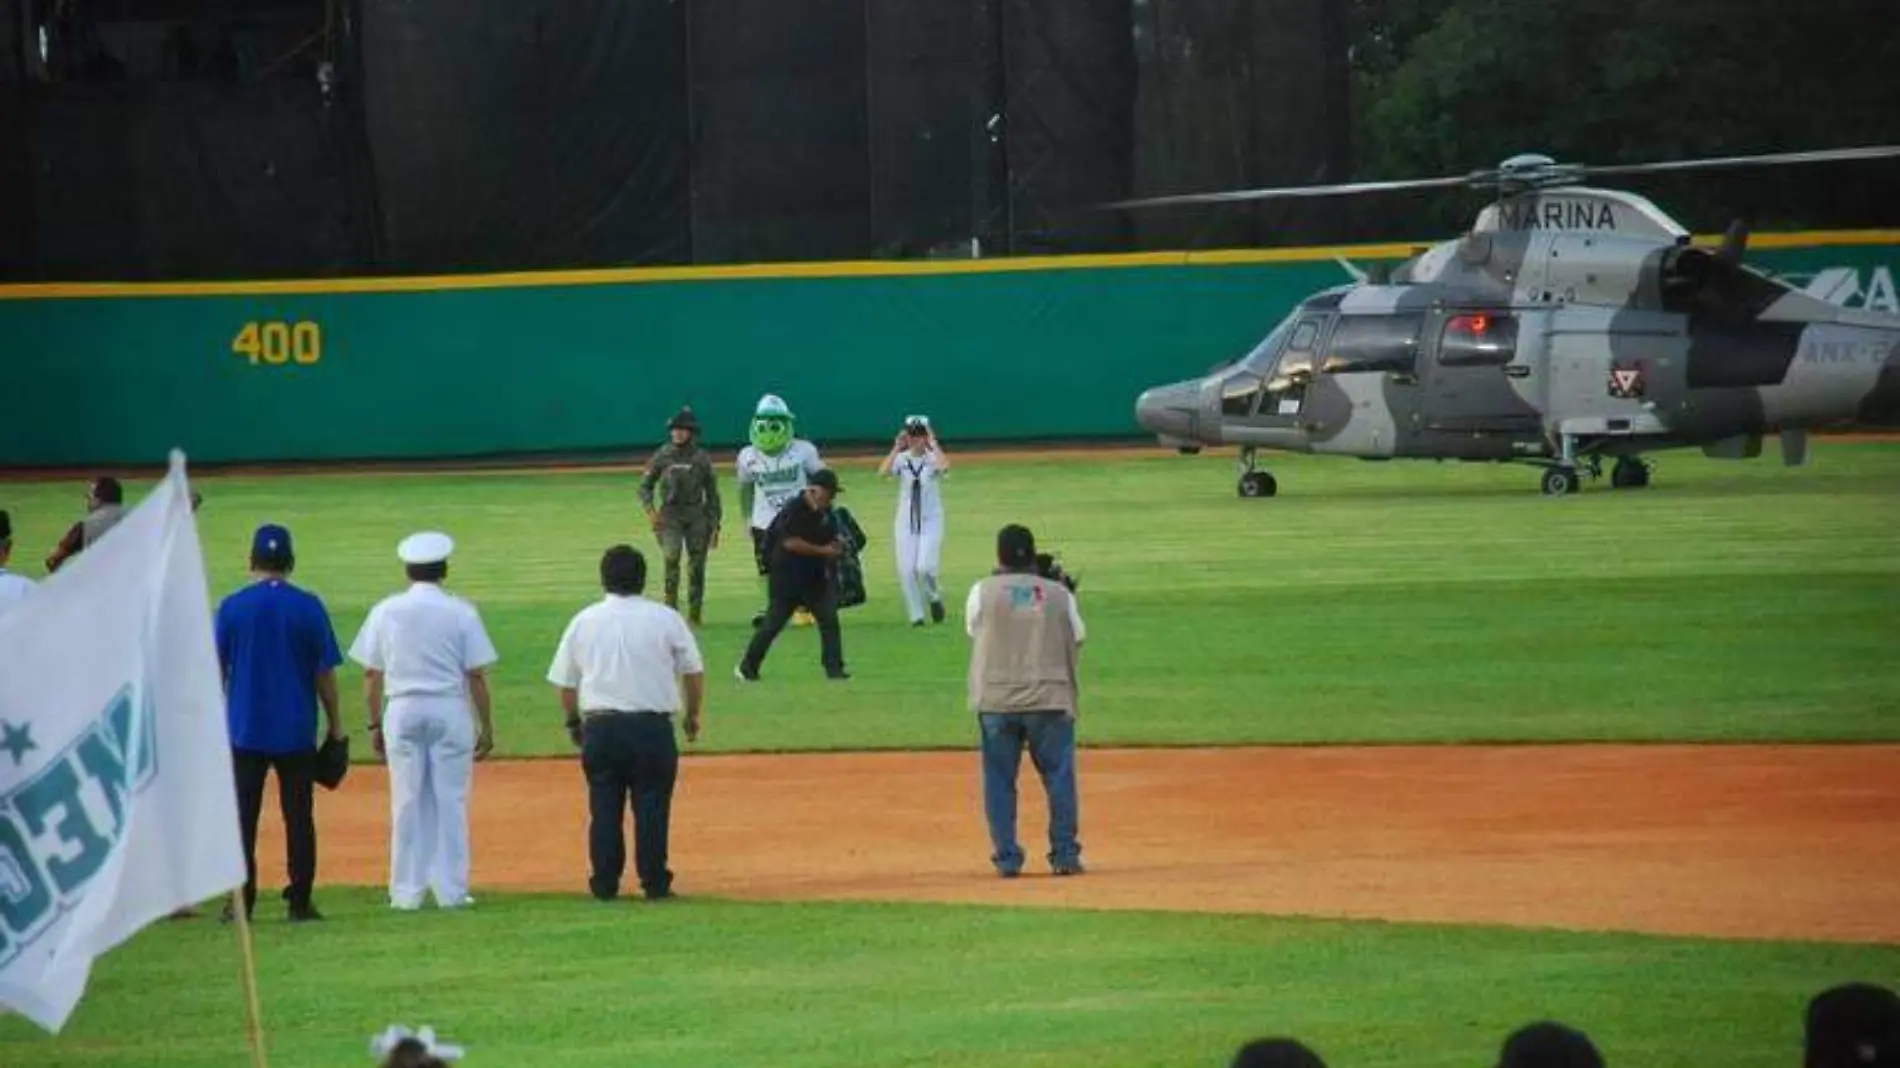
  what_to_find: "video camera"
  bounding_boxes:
[1034,552,1078,593]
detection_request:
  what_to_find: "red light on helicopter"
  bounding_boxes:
[1452,313,1490,334]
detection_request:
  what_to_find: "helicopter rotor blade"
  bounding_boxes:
[1101,173,1471,210]
[1582,145,1900,179]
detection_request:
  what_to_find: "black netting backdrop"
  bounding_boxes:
[1129,0,1350,251]
[360,0,689,273]
[25,81,365,280]
[867,0,987,257]
[1000,0,1138,255]
[687,0,872,263]
[1,0,1353,279]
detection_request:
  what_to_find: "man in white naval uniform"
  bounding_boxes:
[877,416,950,626]
[350,531,499,911]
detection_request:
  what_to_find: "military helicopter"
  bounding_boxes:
[1120,146,1900,496]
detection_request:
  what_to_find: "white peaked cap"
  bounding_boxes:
[755,393,792,418]
[397,531,454,565]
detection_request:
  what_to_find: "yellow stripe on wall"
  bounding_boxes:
[1,229,1895,302]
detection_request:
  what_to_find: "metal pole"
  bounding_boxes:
[990,0,1012,255]
[683,0,698,264]
[863,0,877,254]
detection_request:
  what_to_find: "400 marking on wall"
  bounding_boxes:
[232,320,323,366]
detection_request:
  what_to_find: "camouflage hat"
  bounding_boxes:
[668,407,701,432]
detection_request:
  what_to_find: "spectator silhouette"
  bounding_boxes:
[1230,1036,1327,1068]
[1807,982,1900,1068]
[1497,1021,1604,1068]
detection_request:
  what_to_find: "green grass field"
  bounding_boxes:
[1,444,1896,1066]
[3,892,1896,1068]
[5,444,1898,754]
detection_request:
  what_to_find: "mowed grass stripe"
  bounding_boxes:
[3,446,1895,754]
[1,891,1895,1068]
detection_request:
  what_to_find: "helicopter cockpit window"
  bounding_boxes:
[1437,312,1518,366]
[1238,318,1296,373]
[1221,373,1265,416]
[1320,313,1424,374]
[1287,320,1320,352]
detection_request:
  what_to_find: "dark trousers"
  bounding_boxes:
[581,713,679,899]
[232,748,317,912]
[740,582,844,676]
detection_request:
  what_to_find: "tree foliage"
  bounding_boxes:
[1338,0,1900,237]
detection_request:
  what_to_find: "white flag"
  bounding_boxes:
[0,450,245,1033]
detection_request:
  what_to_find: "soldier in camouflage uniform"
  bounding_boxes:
[639,407,721,624]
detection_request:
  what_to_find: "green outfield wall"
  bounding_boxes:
[2,234,1897,467]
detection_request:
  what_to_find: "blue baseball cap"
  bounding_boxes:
[252,523,293,559]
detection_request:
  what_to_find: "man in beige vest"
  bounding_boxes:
[965,523,1086,877]
[44,476,127,574]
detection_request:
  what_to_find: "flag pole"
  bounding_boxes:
[229,890,270,1068]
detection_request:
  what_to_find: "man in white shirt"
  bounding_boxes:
[349,531,499,911]
[0,510,36,617]
[547,545,705,902]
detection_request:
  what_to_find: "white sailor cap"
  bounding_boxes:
[397,531,454,566]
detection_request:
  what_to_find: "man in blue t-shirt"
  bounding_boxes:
[216,523,345,923]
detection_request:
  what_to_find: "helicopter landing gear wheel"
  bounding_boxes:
[1611,456,1651,489]
[1235,446,1276,498]
[1541,467,1581,496]
[1238,471,1278,498]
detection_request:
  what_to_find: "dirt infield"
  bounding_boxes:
[259,744,1900,945]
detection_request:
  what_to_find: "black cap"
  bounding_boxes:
[91,477,123,504]
[808,468,842,494]
[1808,983,1900,1068]
[668,406,700,432]
[1497,1022,1603,1068]
[1230,1037,1327,1068]
[998,524,1035,568]
[0,509,11,541]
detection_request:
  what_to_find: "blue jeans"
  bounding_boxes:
[978,711,1080,873]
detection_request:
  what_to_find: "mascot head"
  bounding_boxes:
[749,394,794,456]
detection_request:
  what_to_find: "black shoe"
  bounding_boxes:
[645,887,677,902]
[826,669,851,681]
[930,601,945,623]
[734,664,759,682]
[751,612,765,628]
[911,619,925,628]
[287,901,324,923]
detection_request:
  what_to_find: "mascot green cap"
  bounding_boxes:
[750,393,795,455]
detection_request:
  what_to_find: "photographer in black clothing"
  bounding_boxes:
[735,469,850,681]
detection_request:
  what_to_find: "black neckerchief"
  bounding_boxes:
[902,453,927,534]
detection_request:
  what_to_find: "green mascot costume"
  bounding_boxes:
[735,393,826,626]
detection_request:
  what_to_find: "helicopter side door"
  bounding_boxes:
[1250,314,1328,427]
[1410,308,1545,458]
[1213,313,1330,445]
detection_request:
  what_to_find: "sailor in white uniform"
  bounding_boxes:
[878,416,950,626]
[349,531,499,911]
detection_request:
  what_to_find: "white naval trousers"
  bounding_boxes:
[384,694,477,909]
[893,513,945,622]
